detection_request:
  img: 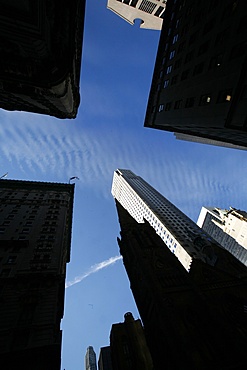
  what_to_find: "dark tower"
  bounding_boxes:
[110,312,153,370]
[0,0,85,119]
[0,179,74,370]
[98,346,113,370]
[116,201,247,369]
[145,0,247,149]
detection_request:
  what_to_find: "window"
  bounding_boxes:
[199,94,211,106]
[185,50,194,64]
[169,50,175,60]
[174,55,181,68]
[209,53,223,69]
[181,23,189,37]
[185,97,195,108]
[193,11,203,26]
[165,102,172,111]
[181,69,189,81]
[189,32,197,45]
[203,18,215,34]
[186,5,194,16]
[208,0,219,11]
[154,6,164,17]
[166,65,172,74]
[230,41,247,60]
[198,41,209,56]
[193,62,204,76]
[176,18,180,29]
[237,15,247,34]
[158,104,164,112]
[174,100,182,109]
[241,85,247,100]
[7,256,16,264]
[164,79,169,88]
[217,89,232,103]
[171,75,178,85]
[172,34,178,44]
[215,28,230,46]
[1,268,11,277]
[0,227,5,234]
[178,41,185,53]
[3,220,10,226]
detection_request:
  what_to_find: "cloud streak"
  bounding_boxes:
[65,255,123,288]
[1,103,247,224]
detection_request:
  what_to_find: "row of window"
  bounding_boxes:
[157,88,233,113]
[160,5,246,83]
[163,52,224,86]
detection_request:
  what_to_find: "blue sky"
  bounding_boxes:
[1,1,247,369]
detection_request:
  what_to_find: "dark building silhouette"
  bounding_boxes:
[98,346,113,370]
[110,312,153,370]
[144,0,247,149]
[116,201,247,370]
[0,179,74,370]
[0,0,85,119]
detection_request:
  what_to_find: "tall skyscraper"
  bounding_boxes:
[144,0,247,148]
[197,206,247,266]
[85,346,97,370]
[110,312,153,370]
[0,179,74,370]
[115,200,247,369]
[107,0,167,30]
[0,1,85,119]
[111,169,218,271]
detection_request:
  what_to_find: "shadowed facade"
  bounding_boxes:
[0,0,85,119]
[145,0,247,149]
[0,179,74,370]
[116,201,247,369]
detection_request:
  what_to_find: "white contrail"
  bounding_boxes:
[65,255,123,288]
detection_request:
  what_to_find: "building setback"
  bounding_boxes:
[85,346,97,370]
[110,312,153,370]
[0,179,74,370]
[111,169,220,271]
[115,201,247,370]
[0,0,85,119]
[197,206,247,266]
[144,0,247,149]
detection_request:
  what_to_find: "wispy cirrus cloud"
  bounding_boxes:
[1,108,247,222]
[65,255,122,288]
